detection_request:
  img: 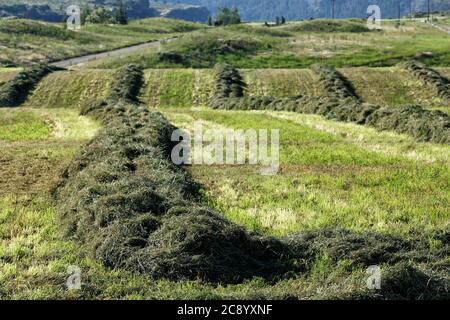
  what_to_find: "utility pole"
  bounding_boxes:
[332,0,335,19]
[428,0,431,21]
[398,0,401,22]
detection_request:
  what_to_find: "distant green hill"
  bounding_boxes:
[0,17,203,67]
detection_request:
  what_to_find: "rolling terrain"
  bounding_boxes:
[93,19,450,70]
[0,18,203,67]
[0,17,449,300]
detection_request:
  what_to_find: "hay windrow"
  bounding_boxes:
[0,64,61,107]
[211,63,450,144]
[54,64,449,297]
[55,64,297,283]
[214,63,246,99]
[400,60,450,100]
[310,64,360,101]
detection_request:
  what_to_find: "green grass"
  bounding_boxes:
[138,67,447,112]
[95,20,450,70]
[285,19,370,33]
[437,67,450,80]
[0,68,21,86]
[339,67,450,112]
[141,69,215,108]
[162,108,449,237]
[0,109,50,142]
[23,69,114,109]
[0,67,22,73]
[0,18,204,67]
[0,195,370,299]
[242,68,324,97]
[34,108,100,140]
[0,106,373,299]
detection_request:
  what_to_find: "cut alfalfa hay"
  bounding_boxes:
[400,60,450,100]
[211,95,333,115]
[378,263,449,300]
[56,116,295,282]
[99,208,293,282]
[365,104,450,144]
[211,64,450,144]
[286,229,450,300]
[322,101,450,143]
[0,64,60,107]
[55,64,450,296]
[108,64,144,104]
[214,63,246,99]
[54,64,301,282]
[310,64,360,101]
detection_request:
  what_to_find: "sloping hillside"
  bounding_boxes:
[340,67,450,112]
[93,20,450,70]
[0,16,449,301]
[23,69,114,108]
[0,18,203,66]
[136,67,449,112]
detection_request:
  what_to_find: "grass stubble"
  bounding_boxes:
[50,64,450,299]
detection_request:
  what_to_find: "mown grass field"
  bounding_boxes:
[164,108,449,237]
[0,18,203,67]
[12,65,449,112]
[22,69,114,109]
[3,105,448,300]
[136,67,450,113]
[437,67,450,80]
[1,17,449,300]
[0,107,379,300]
[340,67,450,112]
[95,19,450,70]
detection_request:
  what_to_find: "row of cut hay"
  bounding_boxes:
[212,64,450,144]
[339,67,450,110]
[310,64,450,144]
[54,64,295,283]
[400,60,450,100]
[287,228,450,300]
[310,64,360,101]
[0,65,60,107]
[23,69,114,109]
[214,63,247,99]
[54,64,449,298]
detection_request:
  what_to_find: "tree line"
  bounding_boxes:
[81,0,128,25]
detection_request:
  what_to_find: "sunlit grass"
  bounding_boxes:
[24,70,114,109]
[0,18,204,66]
[162,108,450,237]
[94,19,450,69]
[0,109,50,142]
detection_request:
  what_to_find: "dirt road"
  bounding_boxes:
[50,38,177,68]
